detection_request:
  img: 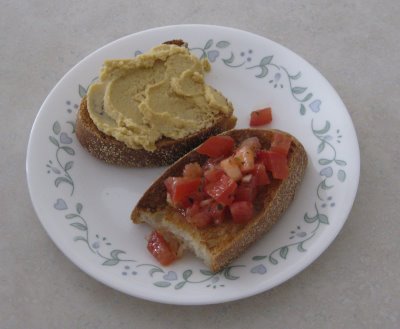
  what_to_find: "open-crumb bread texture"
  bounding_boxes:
[131,129,308,272]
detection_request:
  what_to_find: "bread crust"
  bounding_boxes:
[76,97,236,167]
[131,129,308,272]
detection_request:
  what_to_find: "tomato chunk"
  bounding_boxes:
[164,177,201,207]
[187,210,212,228]
[204,167,224,183]
[197,135,235,158]
[235,178,257,202]
[271,132,292,156]
[253,163,271,186]
[183,162,203,178]
[250,108,272,127]
[147,231,176,266]
[205,174,237,205]
[230,201,254,224]
[267,151,289,179]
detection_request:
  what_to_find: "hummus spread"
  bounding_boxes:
[87,44,233,151]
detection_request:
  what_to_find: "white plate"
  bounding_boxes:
[26,25,360,305]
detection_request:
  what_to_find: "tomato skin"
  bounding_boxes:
[271,132,292,156]
[196,136,235,158]
[230,201,254,224]
[204,167,224,183]
[235,178,258,202]
[253,163,271,186]
[164,177,202,207]
[147,231,176,266]
[250,108,272,127]
[267,151,289,179]
[205,174,237,205]
[183,162,203,178]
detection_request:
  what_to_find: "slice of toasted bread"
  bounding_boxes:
[76,97,236,167]
[131,129,308,272]
[75,39,236,167]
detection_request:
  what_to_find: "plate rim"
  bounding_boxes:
[26,24,360,305]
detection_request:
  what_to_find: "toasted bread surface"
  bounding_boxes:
[131,129,308,272]
[76,97,236,167]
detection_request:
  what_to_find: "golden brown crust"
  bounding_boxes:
[75,97,236,167]
[131,129,308,272]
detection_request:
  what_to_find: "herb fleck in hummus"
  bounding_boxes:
[87,44,234,151]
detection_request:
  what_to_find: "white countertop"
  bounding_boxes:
[1,1,399,328]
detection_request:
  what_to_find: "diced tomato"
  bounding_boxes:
[253,163,270,186]
[207,201,226,224]
[204,167,224,183]
[256,150,289,179]
[147,231,176,266]
[197,135,235,158]
[239,137,261,152]
[267,151,289,179]
[185,202,201,218]
[250,108,272,127]
[164,177,202,207]
[234,145,255,173]
[187,210,212,228]
[235,178,258,202]
[271,132,292,156]
[205,174,237,205]
[220,156,242,181]
[183,162,203,178]
[230,201,254,224]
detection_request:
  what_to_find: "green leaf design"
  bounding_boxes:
[70,222,87,231]
[174,281,186,290]
[279,246,289,259]
[79,84,86,98]
[182,269,192,280]
[321,180,333,190]
[292,86,307,94]
[313,121,331,135]
[335,159,347,166]
[337,169,346,182]
[302,93,313,102]
[255,66,268,78]
[200,269,214,276]
[154,281,171,288]
[252,255,267,261]
[61,146,75,155]
[102,259,119,266]
[73,236,87,242]
[223,267,240,280]
[317,142,325,153]
[260,56,273,66]
[304,213,318,223]
[110,250,125,259]
[53,121,61,135]
[149,267,164,277]
[204,39,213,50]
[222,52,235,65]
[319,214,329,224]
[76,203,83,214]
[66,121,76,133]
[49,136,59,147]
[65,161,73,171]
[289,71,302,80]
[297,242,307,252]
[300,104,306,115]
[55,177,72,187]
[318,159,332,165]
[269,255,278,265]
[216,40,230,48]
[65,213,78,219]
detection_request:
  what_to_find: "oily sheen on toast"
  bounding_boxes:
[131,129,308,272]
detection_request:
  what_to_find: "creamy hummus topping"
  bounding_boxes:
[87,44,233,151]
